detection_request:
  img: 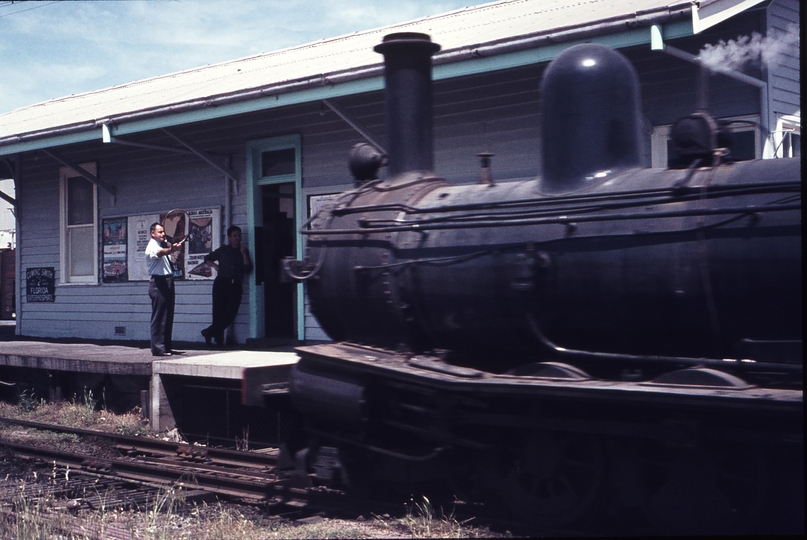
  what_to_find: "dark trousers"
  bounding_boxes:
[205,277,243,344]
[149,276,175,354]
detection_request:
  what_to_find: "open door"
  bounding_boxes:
[247,135,302,342]
[259,183,297,339]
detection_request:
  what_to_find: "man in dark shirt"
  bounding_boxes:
[201,225,253,346]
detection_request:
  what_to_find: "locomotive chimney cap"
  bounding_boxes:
[374,32,441,55]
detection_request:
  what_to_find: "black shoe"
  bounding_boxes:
[168,350,184,355]
[201,328,212,346]
[152,351,172,357]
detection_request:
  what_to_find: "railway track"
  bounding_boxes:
[0,417,574,537]
[0,417,434,520]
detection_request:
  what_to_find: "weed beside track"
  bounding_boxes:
[0,397,511,539]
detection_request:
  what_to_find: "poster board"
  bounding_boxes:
[126,214,160,282]
[102,218,128,283]
[185,208,219,280]
[308,193,341,219]
[125,208,220,281]
[26,267,55,302]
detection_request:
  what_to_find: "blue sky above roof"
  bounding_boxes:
[0,0,472,115]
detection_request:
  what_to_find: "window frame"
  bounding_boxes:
[59,163,99,285]
[650,114,761,168]
[766,114,801,158]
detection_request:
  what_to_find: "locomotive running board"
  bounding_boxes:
[294,342,802,413]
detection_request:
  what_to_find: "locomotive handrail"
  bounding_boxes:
[301,201,800,234]
[526,314,803,374]
[358,192,799,227]
[335,209,781,273]
[328,181,801,217]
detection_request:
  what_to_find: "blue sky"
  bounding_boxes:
[0,0,474,115]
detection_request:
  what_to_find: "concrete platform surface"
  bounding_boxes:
[0,328,306,434]
[153,350,299,379]
[0,332,300,377]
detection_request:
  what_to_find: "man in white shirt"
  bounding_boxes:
[145,223,182,356]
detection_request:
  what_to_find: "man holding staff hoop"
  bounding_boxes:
[146,222,184,356]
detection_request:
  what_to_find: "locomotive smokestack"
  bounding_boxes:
[374,33,441,176]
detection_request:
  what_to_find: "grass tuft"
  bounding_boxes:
[0,400,509,539]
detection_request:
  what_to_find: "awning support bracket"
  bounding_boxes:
[0,158,16,206]
[161,128,240,183]
[41,148,117,197]
[322,99,388,155]
[101,124,239,183]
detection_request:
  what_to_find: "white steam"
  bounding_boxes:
[698,28,800,73]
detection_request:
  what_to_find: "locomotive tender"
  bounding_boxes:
[279,33,802,533]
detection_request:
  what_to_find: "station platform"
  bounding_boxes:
[0,323,301,440]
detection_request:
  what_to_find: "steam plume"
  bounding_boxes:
[698,28,800,73]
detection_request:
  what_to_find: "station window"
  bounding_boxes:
[59,163,98,284]
[650,114,760,168]
[767,114,801,158]
[261,148,296,177]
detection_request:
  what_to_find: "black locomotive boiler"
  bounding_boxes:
[279,33,802,534]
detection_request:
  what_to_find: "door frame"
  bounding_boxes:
[245,134,303,340]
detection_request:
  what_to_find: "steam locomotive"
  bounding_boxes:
[279,33,802,534]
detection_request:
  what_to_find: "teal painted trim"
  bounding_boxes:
[661,19,695,40]
[433,22,694,80]
[245,143,260,339]
[257,173,297,186]
[245,134,303,340]
[294,140,305,341]
[0,128,101,157]
[111,78,384,138]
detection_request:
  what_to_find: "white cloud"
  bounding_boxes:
[0,0,473,115]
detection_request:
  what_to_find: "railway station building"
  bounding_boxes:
[0,0,800,346]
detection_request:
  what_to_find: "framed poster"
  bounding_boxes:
[127,214,160,282]
[102,217,128,283]
[185,208,220,280]
[307,192,341,219]
[26,267,55,302]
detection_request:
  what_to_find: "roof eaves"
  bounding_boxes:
[435,1,693,63]
[0,1,697,155]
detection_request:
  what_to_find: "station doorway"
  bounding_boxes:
[258,182,297,340]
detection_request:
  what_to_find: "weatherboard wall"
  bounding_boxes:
[766,0,800,120]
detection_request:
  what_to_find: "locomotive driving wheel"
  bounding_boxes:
[638,439,767,535]
[491,430,604,528]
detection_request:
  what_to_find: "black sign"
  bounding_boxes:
[26,267,55,302]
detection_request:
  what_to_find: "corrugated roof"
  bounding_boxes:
[0,0,714,148]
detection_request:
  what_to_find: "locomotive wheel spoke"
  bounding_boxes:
[640,440,767,535]
[493,431,603,527]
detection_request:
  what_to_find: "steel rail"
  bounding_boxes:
[1,439,290,501]
[0,417,516,529]
[0,416,278,469]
